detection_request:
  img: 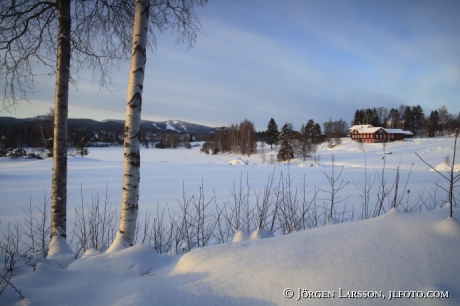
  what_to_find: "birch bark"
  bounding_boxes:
[108,0,149,251]
[49,0,73,257]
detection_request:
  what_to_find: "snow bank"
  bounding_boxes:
[228,157,248,165]
[2,137,460,305]
[434,163,460,172]
[3,206,459,305]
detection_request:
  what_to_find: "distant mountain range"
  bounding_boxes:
[0,117,221,135]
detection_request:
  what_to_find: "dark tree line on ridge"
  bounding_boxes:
[0,110,197,158]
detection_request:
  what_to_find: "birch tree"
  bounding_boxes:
[108,0,208,251]
[107,0,148,251]
[49,0,73,255]
[1,0,134,256]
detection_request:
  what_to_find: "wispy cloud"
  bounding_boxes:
[3,0,459,130]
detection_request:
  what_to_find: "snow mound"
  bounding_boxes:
[228,157,248,165]
[68,244,155,277]
[47,235,73,258]
[81,248,102,258]
[231,228,249,242]
[4,207,460,305]
[172,207,460,305]
[433,216,460,237]
[249,228,274,240]
[433,163,460,172]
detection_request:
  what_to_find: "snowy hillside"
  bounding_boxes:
[148,119,220,134]
[0,117,220,134]
[1,136,459,305]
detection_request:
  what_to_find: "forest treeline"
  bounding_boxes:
[1,104,459,160]
[352,105,459,137]
[200,104,459,162]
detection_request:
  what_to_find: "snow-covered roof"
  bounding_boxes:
[349,124,374,131]
[350,126,411,135]
[350,126,384,133]
[384,128,403,133]
[384,128,413,135]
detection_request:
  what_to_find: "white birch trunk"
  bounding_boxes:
[108,0,149,252]
[49,0,73,257]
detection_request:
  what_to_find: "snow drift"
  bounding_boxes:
[2,206,459,305]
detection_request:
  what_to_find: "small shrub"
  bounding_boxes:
[155,141,166,149]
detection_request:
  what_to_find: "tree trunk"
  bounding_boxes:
[49,0,73,257]
[108,0,149,252]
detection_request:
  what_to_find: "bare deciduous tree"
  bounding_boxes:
[240,119,257,157]
[2,0,207,252]
[323,118,348,148]
[1,0,136,255]
[109,0,208,251]
[259,140,266,164]
[226,123,240,155]
[35,108,54,158]
[320,154,350,219]
[416,128,459,217]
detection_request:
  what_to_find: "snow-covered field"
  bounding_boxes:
[1,137,459,305]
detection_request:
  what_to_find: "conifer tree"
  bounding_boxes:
[388,108,401,128]
[277,123,294,162]
[312,123,323,144]
[412,105,425,136]
[403,106,413,133]
[428,110,440,137]
[1,129,18,156]
[265,118,279,149]
[75,137,90,157]
[352,110,365,125]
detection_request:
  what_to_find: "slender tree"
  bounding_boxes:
[108,0,208,251]
[2,0,207,253]
[299,124,308,161]
[108,0,148,250]
[416,129,459,217]
[1,0,135,255]
[438,106,450,136]
[320,154,350,219]
[35,108,55,157]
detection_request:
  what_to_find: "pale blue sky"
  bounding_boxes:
[4,0,460,131]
